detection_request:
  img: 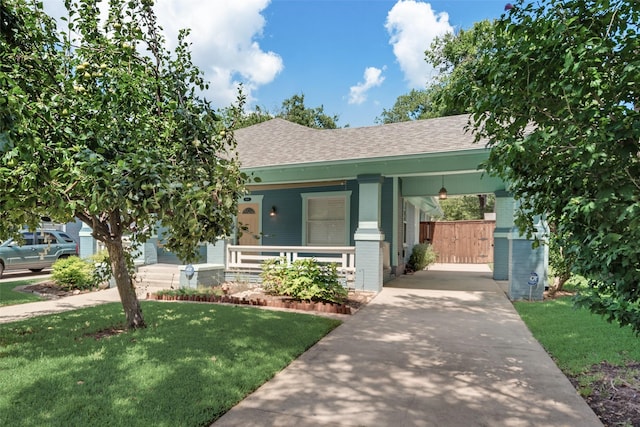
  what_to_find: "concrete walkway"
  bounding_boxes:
[215,265,602,426]
[0,285,122,324]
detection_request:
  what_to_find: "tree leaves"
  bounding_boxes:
[459,0,640,333]
[1,0,249,327]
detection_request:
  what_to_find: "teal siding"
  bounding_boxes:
[252,181,359,246]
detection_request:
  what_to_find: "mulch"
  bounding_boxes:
[567,362,640,427]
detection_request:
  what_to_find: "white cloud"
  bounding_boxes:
[385,1,453,88]
[43,0,283,109]
[154,0,283,107]
[348,67,386,105]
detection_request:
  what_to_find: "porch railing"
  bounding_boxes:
[226,245,356,274]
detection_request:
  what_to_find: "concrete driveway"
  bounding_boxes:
[214,264,602,426]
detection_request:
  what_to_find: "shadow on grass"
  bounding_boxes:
[0,302,340,426]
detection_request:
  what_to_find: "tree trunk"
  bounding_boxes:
[106,238,146,329]
[548,273,570,297]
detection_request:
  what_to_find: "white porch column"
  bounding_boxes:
[79,222,97,259]
[206,238,229,265]
[354,174,385,292]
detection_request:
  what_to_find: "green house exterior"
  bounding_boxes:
[80,114,548,299]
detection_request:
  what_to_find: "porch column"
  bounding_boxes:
[493,190,514,280]
[354,174,385,293]
[508,216,548,301]
[79,222,97,259]
[206,238,228,265]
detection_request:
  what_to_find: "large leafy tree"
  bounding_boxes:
[438,195,495,221]
[0,0,248,329]
[277,93,339,129]
[376,89,439,124]
[456,0,640,332]
[221,93,340,129]
[378,20,494,124]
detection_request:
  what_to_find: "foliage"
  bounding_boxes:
[277,93,340,129]
[378,20,494,124]
[376,89,442,124]
[0,0,249,328]
[0,302,341,426]
[51,256,94,291]
[407,243,437,272]
[547,229,577,295]
[0,279,43,306]
[452,0,640,333]
[261,257,348,303]
[88,250,112,288]
[438,194,495,220]
[154,287,223,297]
[221,93,341,129]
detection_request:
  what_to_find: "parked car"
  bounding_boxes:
[0,230,78,278]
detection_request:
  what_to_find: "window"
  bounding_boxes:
[302,191,351,246]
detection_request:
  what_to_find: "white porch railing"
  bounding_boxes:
[226,245,356,274]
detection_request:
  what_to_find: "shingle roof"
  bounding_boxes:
[234,114,487,169]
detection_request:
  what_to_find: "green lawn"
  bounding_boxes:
[0,279,45,306]
[0,301,341,426]
[514,297,640,375]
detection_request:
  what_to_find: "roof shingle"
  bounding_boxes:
[234,114,486,169]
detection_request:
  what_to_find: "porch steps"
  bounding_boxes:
[135,264,181,291]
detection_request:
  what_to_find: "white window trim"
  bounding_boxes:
[301,191,352,246]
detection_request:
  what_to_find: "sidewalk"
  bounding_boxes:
[0,287,121,324]
[214,266,602,426]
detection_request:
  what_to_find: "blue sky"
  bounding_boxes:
[44,0,511,128]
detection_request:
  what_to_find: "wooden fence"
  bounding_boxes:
[420,220,494,264]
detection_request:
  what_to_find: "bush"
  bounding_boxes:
[261,257,348,303]
[52,256,94,291]
[407,243,437,272]
[89,250,112,288]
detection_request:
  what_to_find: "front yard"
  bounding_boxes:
[514,289,640,427]
[0,300,340,426]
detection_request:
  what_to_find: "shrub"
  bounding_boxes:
[407,243,437,272]
[261,257,348,303]
[88,250,113,288]
[52,256,94,291]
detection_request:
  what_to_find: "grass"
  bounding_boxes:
[513,296,640,375]
[0,301,341,426]
[0,279,45,306]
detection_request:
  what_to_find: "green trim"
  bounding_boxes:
[392,177,399,267]
[244,150,493,185]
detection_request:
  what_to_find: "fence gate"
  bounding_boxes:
[420,220,494,264]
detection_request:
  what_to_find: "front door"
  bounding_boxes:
[237,203,261,245]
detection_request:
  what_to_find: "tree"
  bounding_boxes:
[456,0,640,332]
[376,89,439,124]
[438,195,495,221]
[0,0,247,329]
[220,93,340,130]
[378,20,494,124]
[277,93,339,129]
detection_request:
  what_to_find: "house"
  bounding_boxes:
[80,114,548,300]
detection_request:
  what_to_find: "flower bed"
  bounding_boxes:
[146,292,353,314]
